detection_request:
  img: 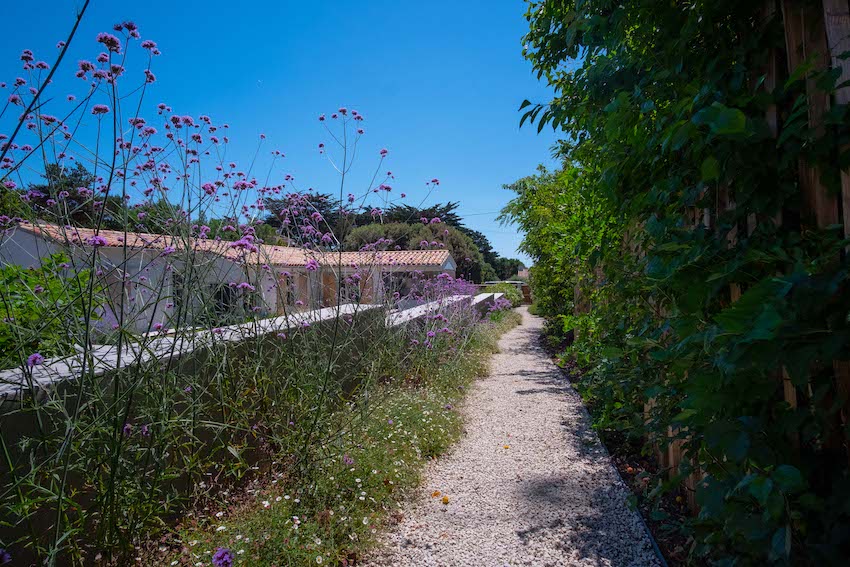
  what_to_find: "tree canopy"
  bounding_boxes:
[5,164,522,284]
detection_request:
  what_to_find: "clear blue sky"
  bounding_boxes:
[0,0,560,264]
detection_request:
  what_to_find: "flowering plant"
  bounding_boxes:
[0,11,501,565]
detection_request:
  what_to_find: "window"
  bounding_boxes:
[382,272,412,299]
[340,274,362,303]
[278,274,296,308]
[212,284,238,316]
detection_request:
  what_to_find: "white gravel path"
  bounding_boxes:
[367,307,662,567]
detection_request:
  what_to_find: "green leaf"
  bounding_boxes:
[770,525,792,561]
[672,409,697,423]
[701,156,720,181]
[599,346,623,359]
[773,465,805,493]
[668,121,696,151]
[519,113,529,129]
[747,305,782,341]
[748,476,774,505]
[727,431,750,461]
[692,102,747,135]
[715,278,791,334]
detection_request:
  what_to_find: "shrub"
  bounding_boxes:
[483,283,522,307]
[0,253,99,369]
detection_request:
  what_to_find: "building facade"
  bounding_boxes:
[0,222,456,334]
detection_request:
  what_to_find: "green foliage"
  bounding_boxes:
[21,163,127,229]
[343,222,419,250]
[490,257,526,280]
[500,165,618,319]
[0,253,95,369]
[264,192,351,245]
[507,1,850,563]
[343,222,494,283]
[408,224,489,283]
[483,283,522,307]
[313,198,521,283]
[380,201,466,227]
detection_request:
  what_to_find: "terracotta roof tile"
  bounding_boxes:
[327,249,451,267]
[16,223,453,269]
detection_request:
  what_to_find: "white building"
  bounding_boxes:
[0,222,456,334]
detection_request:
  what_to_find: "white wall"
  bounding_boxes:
[0,228,60,268]
[0,229,275,334]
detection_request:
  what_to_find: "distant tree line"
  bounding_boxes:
[263,195,525,282]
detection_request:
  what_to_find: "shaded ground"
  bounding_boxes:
[366,307,661,566]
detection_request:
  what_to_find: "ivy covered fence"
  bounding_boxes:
[503,1,850,564]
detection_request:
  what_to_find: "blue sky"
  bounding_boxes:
[0,0,560,263]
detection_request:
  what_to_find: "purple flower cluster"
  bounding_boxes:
[87,235,108,247]
[212,547,234,567]
[489,297,513,313]
[96,32,122,53]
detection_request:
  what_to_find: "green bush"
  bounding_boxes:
[483,283,522,307]
[0,253,97,369]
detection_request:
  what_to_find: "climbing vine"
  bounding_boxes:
[504,1,850,564]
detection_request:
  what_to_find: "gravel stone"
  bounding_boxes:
[366,307,661,566]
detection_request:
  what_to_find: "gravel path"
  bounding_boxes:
[367,306,661,567]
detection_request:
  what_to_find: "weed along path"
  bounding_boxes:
[367,307,661,567]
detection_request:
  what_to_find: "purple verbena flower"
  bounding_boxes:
[96,32,122,53]
[87,235,108,247]
[212,547,234,567]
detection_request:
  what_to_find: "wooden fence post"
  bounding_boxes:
[823,0,850,460]
[782,1,839,228]
[823,0,850,237]
[786,0,850,458]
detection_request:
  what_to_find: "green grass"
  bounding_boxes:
[147,310,522,566]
